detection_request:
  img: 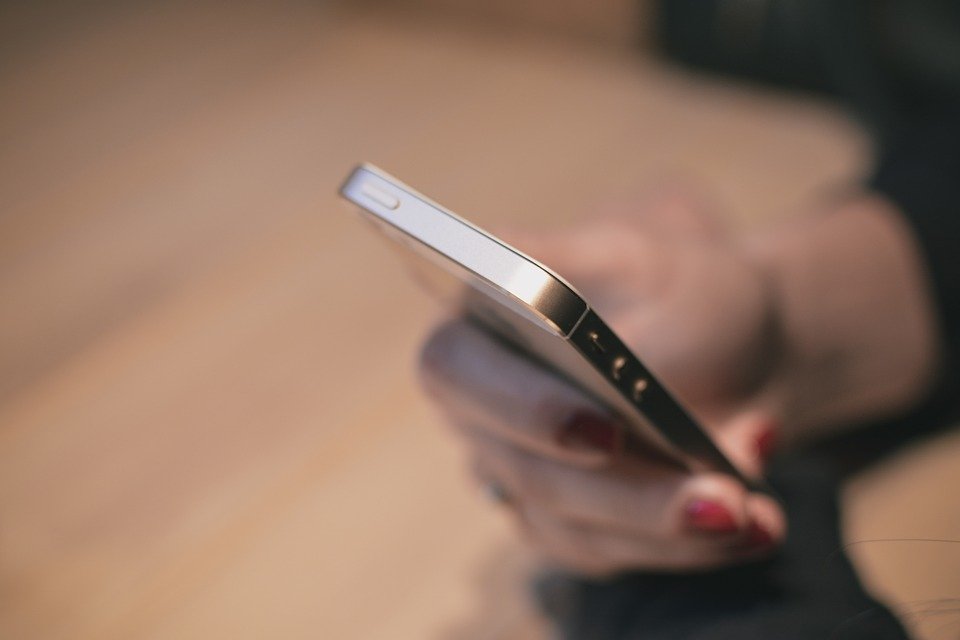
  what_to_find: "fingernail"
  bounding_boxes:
[755,421,780,464]
[743,520,774,548]
[556,411,622,459]
[683,499,740,534]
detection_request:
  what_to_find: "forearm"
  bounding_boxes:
[743,194,942,442]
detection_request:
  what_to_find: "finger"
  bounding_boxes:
[499,221,667,289]
[741,490,787,555]
[520,504,778,575]
[466,426,755,540]
[709,409,787,550]
[710,408,783,478]
[420,320,623,467]
[592,185,728,242]
[517,504,621,578]
[498,186,724,269]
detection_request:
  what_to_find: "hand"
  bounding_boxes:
[419,190,787,575]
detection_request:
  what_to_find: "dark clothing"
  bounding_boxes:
[538,455,910,640]
[872,113,960,401]
[539,2,960,638]
[659,0,960,400]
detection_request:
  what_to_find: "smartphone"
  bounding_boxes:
[340,163,766,493]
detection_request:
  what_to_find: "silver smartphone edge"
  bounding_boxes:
[339,163,589,338]
[339,163,772,495]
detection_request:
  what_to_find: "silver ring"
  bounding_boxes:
[482,480,512,506]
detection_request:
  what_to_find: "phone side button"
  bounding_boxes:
[632,378,649,402]
[586,331,606,353]
[611,356,627,380]
[360,182,401,210]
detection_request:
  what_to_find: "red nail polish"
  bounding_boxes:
[755,422,779,464]
[744,520,774,548]
[684,499,740,534]
[557,411,622,458]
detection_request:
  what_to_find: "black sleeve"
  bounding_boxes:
[654,1,960,368]
[536,454,911,640]
[869,109,960,403]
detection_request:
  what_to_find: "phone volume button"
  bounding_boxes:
[586,331,606,353]
[632,378,649,402]
[611,356,627,380]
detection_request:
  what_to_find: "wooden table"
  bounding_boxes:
[2,2,958,638]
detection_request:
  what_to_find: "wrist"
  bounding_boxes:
[740,193,941,442]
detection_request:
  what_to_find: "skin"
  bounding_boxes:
[418,188,940,576]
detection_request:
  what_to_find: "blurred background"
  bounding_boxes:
[1,1,959,638]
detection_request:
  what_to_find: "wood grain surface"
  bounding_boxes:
[2,2,958,638]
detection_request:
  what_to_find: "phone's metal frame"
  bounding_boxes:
[340,163,769,494]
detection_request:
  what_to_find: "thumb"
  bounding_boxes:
[595,185,728,241]
[713,409,781,479]
[712,409,788,550]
